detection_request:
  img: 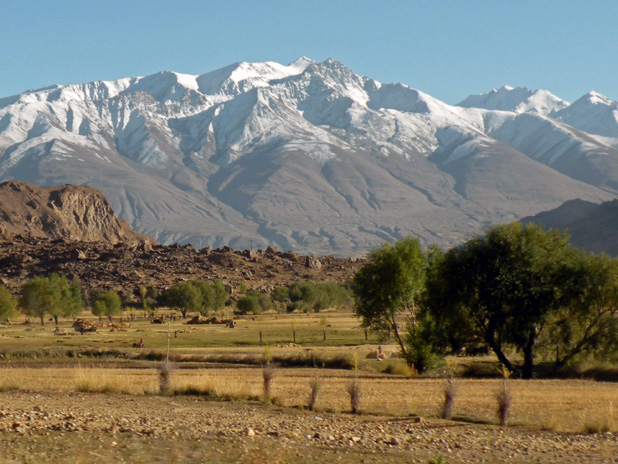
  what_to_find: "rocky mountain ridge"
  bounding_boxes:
[1,58,617,254]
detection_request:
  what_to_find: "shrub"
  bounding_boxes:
[441,381,457,420]
[158,362,173,395]
[237,295,261,314]
[383,361,413,377]
[272,286,289,302]
[262,364,276,403]
[308,377,321,411]
[237,291,272,314]
[346,381,361,414]
[496,390,512,427]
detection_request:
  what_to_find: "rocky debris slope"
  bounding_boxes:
[0,235,361,296]
[0,392,615,464]
[0,181,155,246]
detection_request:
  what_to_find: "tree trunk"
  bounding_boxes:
[522,332,536,379]
[487,338,512,372]
[54,315,59,326]
[390,312,407,358]
[40,313,45,326]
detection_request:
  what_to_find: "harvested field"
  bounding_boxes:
[0,312,617,463]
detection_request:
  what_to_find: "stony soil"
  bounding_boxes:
[0,235,361,298]
[0,391,616,463]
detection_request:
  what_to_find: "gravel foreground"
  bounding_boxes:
[0,391,616,464]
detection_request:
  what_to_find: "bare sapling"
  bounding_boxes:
[262,364,276,403]
[308,377,321,411]
[441,360,457,420]
[158,362,173,395]
[346,381,361,414]
[442,380,457,420]
[496,364,512,427]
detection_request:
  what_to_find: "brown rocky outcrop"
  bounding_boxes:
[0,181,155,246]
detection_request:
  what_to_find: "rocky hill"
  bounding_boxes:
[523,199,618,256]
[0,234,361,298]
[0,181,155,245]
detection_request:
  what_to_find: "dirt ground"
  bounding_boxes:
[0,391,616,464]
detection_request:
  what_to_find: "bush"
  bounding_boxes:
[263,365,276,403]
[346,381,361,414]
[405,312,444,373]
[272,286,289,302]
[441,381,457,420]
[496,390,512,427]
[286,281,352,312]
[158,362,173,395]
[308,377,321,411]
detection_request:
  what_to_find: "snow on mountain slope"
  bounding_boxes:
[551,91,618,139]
[0,58,616,255]
[458,85,569,115]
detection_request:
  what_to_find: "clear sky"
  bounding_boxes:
[2,0,617,104]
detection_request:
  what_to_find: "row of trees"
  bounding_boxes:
[237,281,353,314]
[0,275,353,324]
[0,274,127,325]
[165,280,227,317]
[353,223,618,378]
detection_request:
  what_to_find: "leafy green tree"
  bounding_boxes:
[405,310,444,373]
[237,294,261,314]
[212,280,228,310]
[272,286,289,303]
[20,274,81,325]
[541,251,618,367]
[63,280,83,320]
[166,281,201,318]
[353,237,429,357]
[0,285,18,322]
[425,222,574,378]
[139,286,148,310]
[92,290,123,321]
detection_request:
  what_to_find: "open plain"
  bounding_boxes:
[0,313,617,463]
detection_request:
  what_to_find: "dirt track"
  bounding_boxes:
[0,391,616,463]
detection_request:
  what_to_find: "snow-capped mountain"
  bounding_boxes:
[458,86,618,145]
[0,58,616,255]
[551,91,618,139]
[457,85,569,115]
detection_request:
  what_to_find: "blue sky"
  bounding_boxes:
[2,0,617,104]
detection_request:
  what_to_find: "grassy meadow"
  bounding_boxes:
[0,311,617,434]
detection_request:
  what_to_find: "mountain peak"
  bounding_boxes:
[288,56,315,69]
[577,91,613,106]
[458,86,568,115]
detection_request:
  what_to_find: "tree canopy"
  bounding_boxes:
[91,290,123,321]
[165,280,228,317]
[353,237,429,357]
[352,223,618,377]
[0,285,18,322]
[19,274,83,325]
[425,222,618,378]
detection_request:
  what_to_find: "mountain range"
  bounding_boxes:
[1,57,617,255]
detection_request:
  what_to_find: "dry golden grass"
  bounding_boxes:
[1,365,616,433]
